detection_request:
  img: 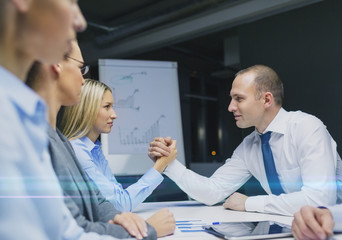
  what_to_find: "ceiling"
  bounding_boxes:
[78,0,322,66]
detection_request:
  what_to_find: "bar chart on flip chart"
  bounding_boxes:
[99,59,185,175]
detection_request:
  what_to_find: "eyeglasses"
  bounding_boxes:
[66,56,89,76]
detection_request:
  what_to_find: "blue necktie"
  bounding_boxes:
[260,131,284,195]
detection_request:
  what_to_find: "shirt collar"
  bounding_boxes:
[262,107,287,135]
[79,135,101,151]
[0,65,46,117]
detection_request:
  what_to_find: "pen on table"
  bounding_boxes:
[212,222,228,225]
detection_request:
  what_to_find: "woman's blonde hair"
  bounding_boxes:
[60,79,111,140]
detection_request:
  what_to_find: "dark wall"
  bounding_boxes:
[239,0,342,153]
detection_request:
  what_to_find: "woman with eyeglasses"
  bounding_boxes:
[60,79,177,213]
[67,56,90,76]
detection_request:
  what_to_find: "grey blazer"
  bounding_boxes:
[47,126,157,239]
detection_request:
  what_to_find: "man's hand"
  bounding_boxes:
[110,212,148,239]
[292,206,334,240]
[148,137,173,162]
[146,208,176,237]
[222,192,248,211]
[151,138,177,173]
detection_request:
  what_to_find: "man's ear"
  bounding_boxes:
[51,64,62,79]
[263,92,274,108]
[10,0,31,12]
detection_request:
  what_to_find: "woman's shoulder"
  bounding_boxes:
[70,137,93,159]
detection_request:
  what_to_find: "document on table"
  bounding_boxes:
[176,220,207,233]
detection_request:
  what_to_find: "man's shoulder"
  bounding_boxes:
[282,110,330,144]
[0,87,17,114]
[0,88,29,138]
[285,110,324,128]
[0,92,26,160]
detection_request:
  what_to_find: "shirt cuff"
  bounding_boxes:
[140,167,164,188]
[245,195,266,213]
[163,159,186,181]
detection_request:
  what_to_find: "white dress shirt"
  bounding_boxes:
[165,108,338,216]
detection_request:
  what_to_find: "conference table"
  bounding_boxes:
[134,201,342,240]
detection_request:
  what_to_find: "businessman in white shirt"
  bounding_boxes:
[149,64,339,216]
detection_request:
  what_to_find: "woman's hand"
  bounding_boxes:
[110,212,148,239]
[146,208,176,237]
[148,137,173,162]
[151,138,177,173]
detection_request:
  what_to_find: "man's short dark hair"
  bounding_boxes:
[236,65,284,106]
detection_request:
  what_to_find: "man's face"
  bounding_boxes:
[228,72,265,130]
[20,0,87,64]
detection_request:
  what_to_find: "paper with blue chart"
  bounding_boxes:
[99,59,185,175]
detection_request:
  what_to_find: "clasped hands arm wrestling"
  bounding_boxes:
[148,137,245,211]
[109,139,178,239]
